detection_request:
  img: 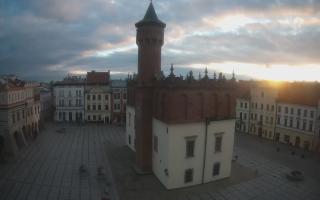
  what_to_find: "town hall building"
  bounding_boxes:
[126,3,240,189]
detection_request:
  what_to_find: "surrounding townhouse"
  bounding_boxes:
[0,75,41,156]
[53,71,127,125]
[85,71,111,123]
[53,76,85,122]
[111,80,127,124]
[236,82,320,152]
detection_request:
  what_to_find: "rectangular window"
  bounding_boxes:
[302,121,306,130]
[105,105,109,110]
[87,95,90,100]
[289,118,293,127]
[304,110,307,117]
[266,104,269,111]
[185,137,195,157]
[105,95,108,100]
[12,113,15,123]
[93,95,96,100]
[240,102,243,108]
[285,107,288,114]
[278,106,281,112]
[154,136,158,152]
[93,105,96,110]
[309,121,313,131]
[297,109,301,116]
[184,169,193,183]
[128,135,132,145]
[265,116,268,124]
[284,118,288,126]
[213,163,220,176]
[98,105,101,110]
[214,135,223,152]
[290,108,294,115]
[277,116,280,125]
[297,120,300,129]
[98,95,101,100]
[261,104,263,110]
[87,105,90,110]
[310,111,314,118]
[271,105,274,111]
[284,135,290,143]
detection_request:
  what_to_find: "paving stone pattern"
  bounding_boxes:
[0,123,124,200]
[1,123,319,200]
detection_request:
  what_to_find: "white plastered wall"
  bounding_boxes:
[152,118,235,189]
[126,106,136,151]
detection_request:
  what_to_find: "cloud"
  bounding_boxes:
[0,0,320,81]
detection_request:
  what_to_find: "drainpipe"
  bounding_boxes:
[273,101,278,142]
[202,118,209,184]
[311,107,319,151]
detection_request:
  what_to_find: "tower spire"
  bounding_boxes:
[231,69,236,81]
[136,1,166,28]
[170,63,174,75]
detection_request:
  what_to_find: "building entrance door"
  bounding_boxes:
[69,112,72,121]
[258,127,262,137]
[295,136,300,148]
[14,131,23,149]
[275,133,280,141]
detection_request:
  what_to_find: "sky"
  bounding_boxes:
[0,0,320,82]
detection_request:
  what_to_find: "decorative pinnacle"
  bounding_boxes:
[203,67,209,80]
[170,63,174,75]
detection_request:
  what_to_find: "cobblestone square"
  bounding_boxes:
[1,123,320,200]
[0,123,124,200]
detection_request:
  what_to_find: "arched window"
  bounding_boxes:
[181,94,188,120]
[225,94,231,117]
[197,93,204,118]
[212,93,218,118]
[154,92,159,116]
[161,93,166,118]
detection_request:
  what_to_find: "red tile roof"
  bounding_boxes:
[277,83,320,107]
[86,71,110,84]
